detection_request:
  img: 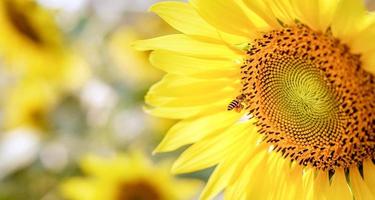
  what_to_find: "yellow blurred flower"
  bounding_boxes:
[2,80,58,131]
[0,0,63,69]
[0,0,90,90]
[61,152,200,200]
[109,28,163,86]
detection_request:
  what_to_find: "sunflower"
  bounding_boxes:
[2,80,58,131]
[61,152,201,200]
[133,0,375,199]
[0,0,64,68]
[0,0,89,90]
[109,28,164,86]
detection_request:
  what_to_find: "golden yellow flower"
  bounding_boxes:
[2,80,58,131]
[134,0,375,199]
[109,28,164,86]
[61,152,201,200]
[0,0,63,68]
[0,0,89,90]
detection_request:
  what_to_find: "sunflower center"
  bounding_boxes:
[5,1,43,44]
[236,24,375,170]
[117,180,161,200]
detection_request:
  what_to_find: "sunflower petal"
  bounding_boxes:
[266,0,296,25]
[149,50,239,78]
[146,74,238,98]
[172,122,251,174]
[290,0,320,30]
[133,34,242,59]
[317,0,340,31]
[313,171,330,200]
[150,1,220,39]
[60,178,100,200]
[349,21,375,53]
[233,150,268,200]
[326,169,352,200]
[200,133,256,200]
[361,50,375,75]
[149,1,250,44]
[331,0,368,42]
[350,166,375,200]
[190,0,258,38]
[363,160,375,195]
[145,100,227,119]
[242,0,281,29]
[154,111,242,153]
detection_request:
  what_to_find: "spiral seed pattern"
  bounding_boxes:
[236,24,375,170]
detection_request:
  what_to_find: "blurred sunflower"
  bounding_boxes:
[61,152,200,200]
[109,28,162,86]
[0,0,89,90]
[0,0,63,68]
[2,80,57,131]
[134,0,375,199]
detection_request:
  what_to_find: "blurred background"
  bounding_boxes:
[0,0,373,199]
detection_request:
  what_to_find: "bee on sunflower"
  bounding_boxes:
[134,0,375,199]
[61,152,201,200]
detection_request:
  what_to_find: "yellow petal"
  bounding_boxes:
[291,0,339,32]
[146,75,238,108]
[331,0,369,42]
[60,178,100,200]
[224,142,270,199]
[145,74,238,98]
[150,1,220,39]
[147,88,234,108]
[350,166,375,200]
[363,160,375,195]
[190,0,258,38]
[150,1,250,44]
[172,122,251,174]
[145,76,238,115]
[302,168,316,200]
[80,155,109,176]
[265,0,297,25]
[200,135,255,200]
[145,100,228,119]
[265,161,288,200]
[313,171,330,200]
[283,164,305,200]
[201,162,236,200]
[149,50,239,78]
[290,0,320,30]
[326,169,352,200]
[361,50,375,75]
[154,111,242,153]
[317,0,340,31]
[349,19,375,53]
[233,150,269,200]
[133,34,242,59]
[201,122,259,199]
[227,142,267,185]
[242,0,281,29]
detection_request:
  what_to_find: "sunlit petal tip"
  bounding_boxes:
[171,160,186,174]
[152,141,170,154]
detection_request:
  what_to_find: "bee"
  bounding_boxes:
[227,94,246,112]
